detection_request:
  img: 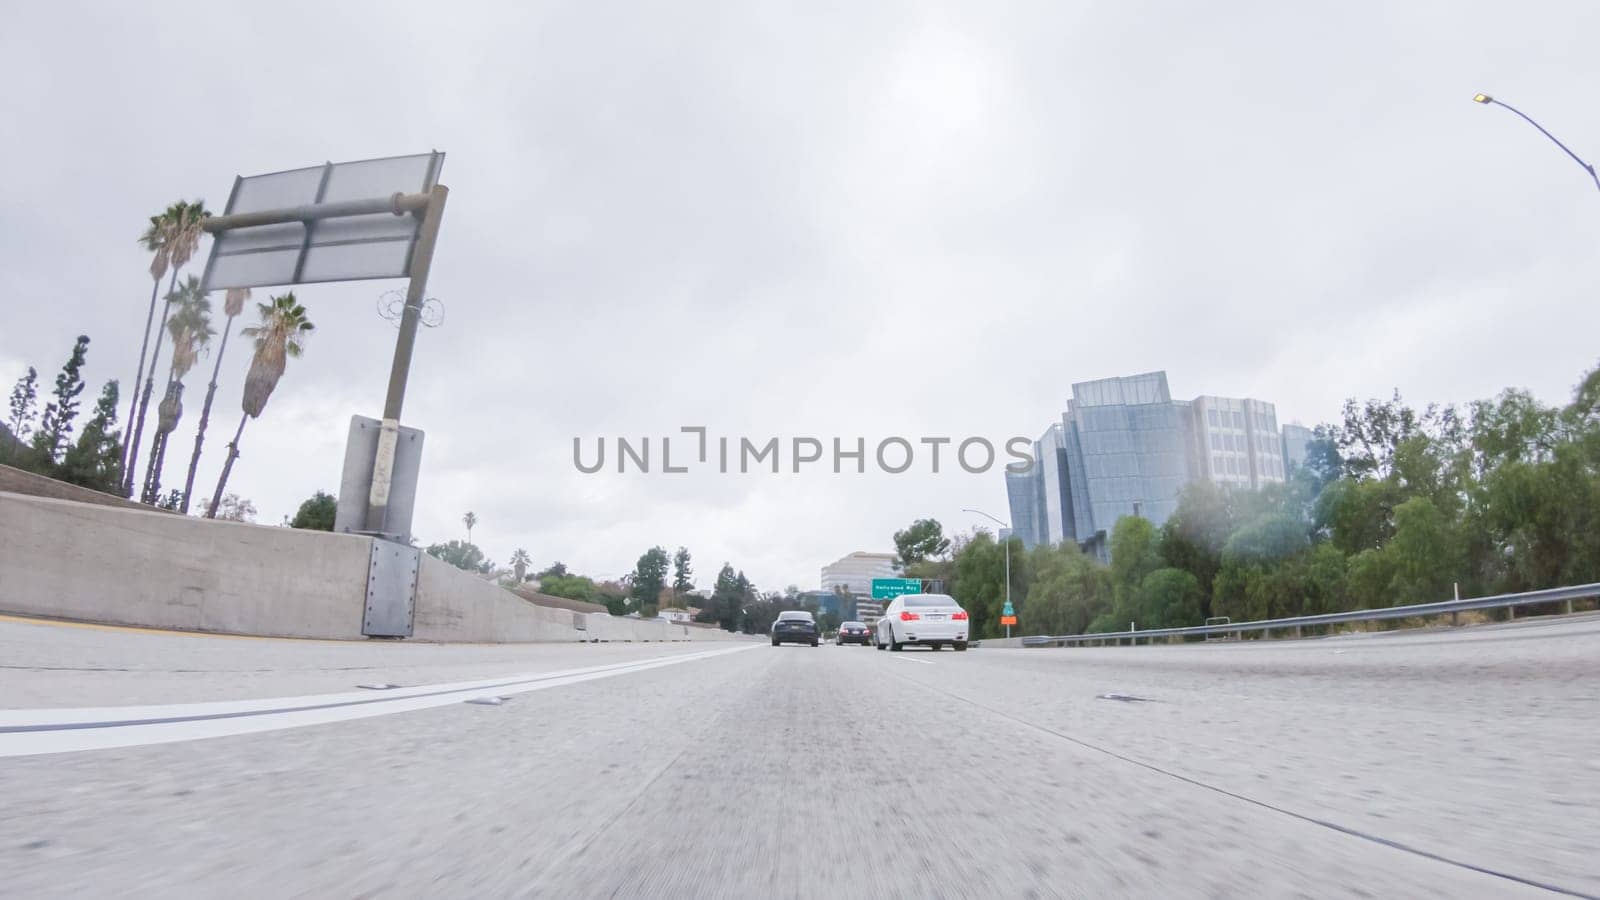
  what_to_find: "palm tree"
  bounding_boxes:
[464,511,478,544]
[126,200,209,499]
[179,287,248,513]
[123,204,178,492]
[141,285,213,504]
[207,293,314,518]
[510,548,532,583]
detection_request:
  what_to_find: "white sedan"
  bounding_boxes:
[875,593,969,651]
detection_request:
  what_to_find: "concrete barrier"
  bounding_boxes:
[0,490,747,644]
[0,491,369,639]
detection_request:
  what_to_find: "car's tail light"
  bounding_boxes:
[899,610,919,621]
[952,610,968,621]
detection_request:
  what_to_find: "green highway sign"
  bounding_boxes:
[871,578,922,599]
[1002,601,1015,617]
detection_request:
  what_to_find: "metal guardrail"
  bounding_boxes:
[1019,582,1600,648]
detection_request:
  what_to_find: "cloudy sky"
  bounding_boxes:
[4,1,1598,591]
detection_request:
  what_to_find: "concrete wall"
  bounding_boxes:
[0,490,747,644]
[414,554,742,643]
[0,491,370,639]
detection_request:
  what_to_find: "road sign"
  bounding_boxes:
[1001,615,1017,626]
[1002,600,1015,617]
[201,152,445,291]
[871,578,922,599]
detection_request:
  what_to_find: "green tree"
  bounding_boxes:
[893,518,950,569]
[1134,568,1204,629]
[1109,515,1162,625]
[1301,542,1350,616]
[31,335,91,468]
[540,573,600,603]
[289,490,337,530]
[5,367,39,464]
[1159,481,1236,610]
[463,511,478,544]
[951,531,1021,640]
[629,546,671,615]
[58,380,123,492]
[426,539,493,574]
[509,548,532,583]
[1021,542,1112,636]
[127,200,209,497]
[207,294,314,517]
[1346,548,1399,609]
[672,546,694,596]
[181,286,250,513]
[697,563,744,631]
[1385,496,1460,605]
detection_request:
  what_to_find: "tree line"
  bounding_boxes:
[4,200,315,519]
[892,362,1600,640]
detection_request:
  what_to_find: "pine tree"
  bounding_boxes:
[4,367,38,462]
[60,380,123,492]
[672,546,694,596]
[31,336,90,466]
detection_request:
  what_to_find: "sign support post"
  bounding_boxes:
[367,184,448,537]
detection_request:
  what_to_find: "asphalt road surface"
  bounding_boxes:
[2,613,1598,899]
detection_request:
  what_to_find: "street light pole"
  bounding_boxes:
[1473,93,1600,193]
[963,507,1012,639]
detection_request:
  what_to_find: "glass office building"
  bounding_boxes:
[1064,372,1192,542]
[1004,371,1292,558]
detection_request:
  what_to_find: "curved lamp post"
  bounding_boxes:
[1473,93,1600,193]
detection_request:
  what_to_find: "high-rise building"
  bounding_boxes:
[1191,396,1286,489]
[820,551,897,626]
[1062,372,1193,542]
[820,552,897,596]
[1004,371,1293,556]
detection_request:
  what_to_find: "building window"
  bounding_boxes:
[1214,454,1224,473]
[1232,411,1244,429]
[1207,409,1219,427]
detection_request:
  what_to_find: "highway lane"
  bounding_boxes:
[2,616,1596,898]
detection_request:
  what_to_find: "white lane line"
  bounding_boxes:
[0,644,758,758]
[887,655,934,665]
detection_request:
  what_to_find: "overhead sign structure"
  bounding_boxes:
[199,151,449,546]
[871,578,923,599]
[200,152,445,292]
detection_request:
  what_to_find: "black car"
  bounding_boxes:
[836,621,871,645]
[771,610,819,646]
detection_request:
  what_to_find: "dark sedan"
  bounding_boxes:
[770,610,819,647]
[836,621,871,645]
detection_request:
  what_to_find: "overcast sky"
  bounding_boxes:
[4,1,1598,591]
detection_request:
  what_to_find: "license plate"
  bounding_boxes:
[925,614,945,621]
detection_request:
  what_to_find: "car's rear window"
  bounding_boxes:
[842,622,865,628]
[905,595,957,607]
[777,611,813,621]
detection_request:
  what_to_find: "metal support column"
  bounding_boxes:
[367,185,449,536]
